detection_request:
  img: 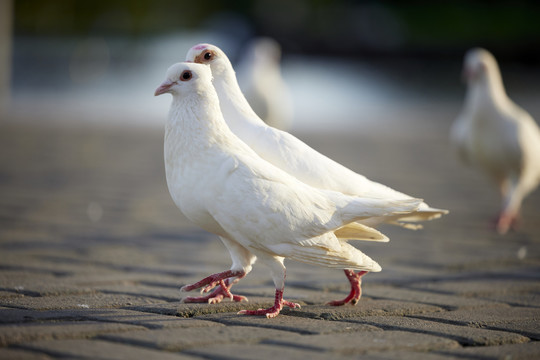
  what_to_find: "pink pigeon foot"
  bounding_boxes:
[181,270,246,303]
[326,269,368,306]
[183,278,248,304]
[237,288,301,318]
[495,212,520,235]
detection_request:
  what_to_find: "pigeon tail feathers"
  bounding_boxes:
[339,197,422,225]
[334,222,389,242]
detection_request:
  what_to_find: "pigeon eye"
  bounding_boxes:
[180,70,192,81]
[203,51,213,61]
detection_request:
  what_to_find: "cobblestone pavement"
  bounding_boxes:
[0,115,539,359]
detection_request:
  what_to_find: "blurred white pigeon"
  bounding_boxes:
[155,62,421,317]
[185,43,448,305]
[236,37,294,130]
[451,48,540,234]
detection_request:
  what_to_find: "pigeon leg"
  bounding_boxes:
[181,269,244,292]
[496,211,521,234]
[237,288,300,318]
[497,181,526,234]
[327,270,368,306]
[183,277,248,304]
[238,257,300,318]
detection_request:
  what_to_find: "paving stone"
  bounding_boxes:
[127,297,290,318]
[94,283,183,302]
[21,339,198,359]
[437,341,540,360]
[0,321,146,346]
[81,308,223,329]
[197,312,382,335]
[479,292,540,308]
[265,330,460,355]
[0,290,24,298]
[0,307,226,329]
[101,325,302,351]
[365,285,500,310]
[0,262,186,296]
[0,308,78,324]
[343,315,529,346]
[185,343,353,360]
[0,347,53,360]
[280,299,444,320]
[0,292,167,310]
[360,350,460,360]
[409,278,540,298]
[65,271,187,289]
[0,269,95,297]
[413,306,540,340]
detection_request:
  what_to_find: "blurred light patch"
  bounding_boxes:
[87,201,104,223]
[517,246,527,260]
[69,37,110,84]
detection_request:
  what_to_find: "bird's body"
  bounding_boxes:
[183,43,447,307]
[155,62,421,317]
[451,48,540,233]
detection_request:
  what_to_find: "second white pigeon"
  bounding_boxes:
[185,43,448,305]
[155,62,421,318]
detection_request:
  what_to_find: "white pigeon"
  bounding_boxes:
[451,48,540,234]
[154,62,422,317]
[236,37,294,130]
[185,43,448,305]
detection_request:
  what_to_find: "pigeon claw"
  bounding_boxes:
[495,212,520,235]
[283,300,301,309]
[182,293,222,304]
[207,294,224,304]
[179,284,191,293]
[182,277,248,304]
[180,269,245,292]
[237,306,280,318]
[327,269,367,306]
[202,282,220,294]
[237,288,299,318]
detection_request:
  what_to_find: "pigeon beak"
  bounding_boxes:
[154,80,175,96]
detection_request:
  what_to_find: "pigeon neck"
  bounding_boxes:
[466,68,509,112]
[217,69,266,129]
[486,65,508,104]
[166,92,233,148]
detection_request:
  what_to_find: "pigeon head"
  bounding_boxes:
[463,48,499,84]
[186,43,232,77]
[246,37,282,64]
[154,62,212,97]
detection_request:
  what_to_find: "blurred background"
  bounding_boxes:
[2,0,540,132]
[1,0,539,238]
